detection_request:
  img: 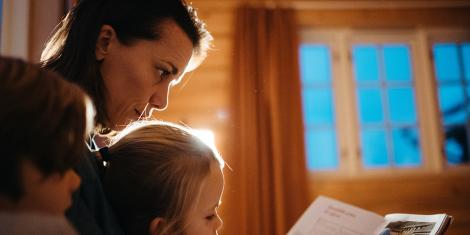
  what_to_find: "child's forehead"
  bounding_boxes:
[194,165,224,212]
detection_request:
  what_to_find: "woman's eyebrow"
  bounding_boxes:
[163,60,179,75]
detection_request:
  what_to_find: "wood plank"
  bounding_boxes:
[308,174,470,235]
[197,9,236,36]
[297,7,470,28]
[200,36,233,68]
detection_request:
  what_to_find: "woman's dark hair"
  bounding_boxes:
[41,0,212,133]
[0,56,93,200]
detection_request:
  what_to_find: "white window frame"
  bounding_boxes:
[0,0,30,60]
[301,28,470,179]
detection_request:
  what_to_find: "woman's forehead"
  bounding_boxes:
[149,20,194,74]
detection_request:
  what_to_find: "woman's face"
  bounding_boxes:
[96,20,194,130]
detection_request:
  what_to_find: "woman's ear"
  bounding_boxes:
[95,25,117,61]
[149,217,165,235]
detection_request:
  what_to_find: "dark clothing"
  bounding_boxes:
[66,151,124,235]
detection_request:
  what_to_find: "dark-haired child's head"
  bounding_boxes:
[0,57,95,215]
[104,121,224,235]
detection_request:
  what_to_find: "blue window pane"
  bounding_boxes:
[353,45,379,81]
[302,89,315,125]
[361,129,389,168]
[392,128,421,167]
[433,43,461,81]
[467,85,470,115]
[388,88,416,123]
[438,86,466,125]
[384,44,412,81]
[444,125,469,164]
[300,44,332,83]
[305,130,338,170]
[463,43,470,80]
[302,89,334,126]
[357,88,383,123]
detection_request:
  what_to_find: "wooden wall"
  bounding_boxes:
[158,1,470,234]
[29,0,63,62]
[298,4,470,235]
[156,1,235,169]
[310,172,470,234]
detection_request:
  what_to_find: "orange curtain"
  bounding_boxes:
[223,5,309,235]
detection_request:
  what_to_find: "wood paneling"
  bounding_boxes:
[159,1,470,234]
[199,37,234,69]
[297,7,470,28]
[309,172,470,235]
[197,9,235,36]
[29,0,62,62]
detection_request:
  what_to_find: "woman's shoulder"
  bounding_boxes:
[67,150,125,235]
[74,150,105,181]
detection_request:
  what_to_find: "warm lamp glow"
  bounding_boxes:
[193,129,216,148]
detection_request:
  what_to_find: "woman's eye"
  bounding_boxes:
[157,68,171,79]
[205,214,216,221]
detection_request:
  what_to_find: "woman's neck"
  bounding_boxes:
[93,134,109,149]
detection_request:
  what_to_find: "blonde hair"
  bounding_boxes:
[103,120,223,235]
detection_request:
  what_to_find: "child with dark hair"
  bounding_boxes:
[0,57,94,234]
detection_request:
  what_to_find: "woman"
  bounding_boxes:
[41,0,212,234]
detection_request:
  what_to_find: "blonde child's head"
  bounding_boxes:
[103,120,224,235]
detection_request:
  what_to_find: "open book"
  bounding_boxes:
[288,196,452,235]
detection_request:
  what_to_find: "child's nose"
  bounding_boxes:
[215,215,223,231]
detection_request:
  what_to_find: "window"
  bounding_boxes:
[432,42,470,165]
[300,44,338,170]
[353,44,421,168]
[300,29,470,176]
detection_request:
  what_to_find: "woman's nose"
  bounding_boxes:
[149,80,171,111]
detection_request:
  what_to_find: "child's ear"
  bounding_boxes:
[95,24,117,61]
[149,217,165,235]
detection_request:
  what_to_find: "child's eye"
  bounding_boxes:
[205,214,216,221]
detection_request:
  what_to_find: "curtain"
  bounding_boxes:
[223,5,309,235]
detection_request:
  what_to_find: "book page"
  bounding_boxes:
[382,213,448,235]
[287,196,385,235]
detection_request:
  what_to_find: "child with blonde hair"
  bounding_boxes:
[103,120,224,235]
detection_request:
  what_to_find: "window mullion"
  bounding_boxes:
[415,30,444,172]
[338,31,362,176]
